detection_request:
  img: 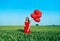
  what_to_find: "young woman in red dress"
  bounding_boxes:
[24,17,30,34]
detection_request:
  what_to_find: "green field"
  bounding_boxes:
[0,26,60,41]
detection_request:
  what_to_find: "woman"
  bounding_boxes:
[24,17,30,34]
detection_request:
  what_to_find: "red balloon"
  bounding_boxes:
[37,12,42,18]
[34,18,40,22]
[30,10,42,23]
[34,10,40,14]
[31,13,37,19]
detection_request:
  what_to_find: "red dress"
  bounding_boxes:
[24,22,30,34]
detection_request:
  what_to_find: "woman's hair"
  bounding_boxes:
[25,17,30,22]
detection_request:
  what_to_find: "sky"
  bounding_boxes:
[0,0,60,25]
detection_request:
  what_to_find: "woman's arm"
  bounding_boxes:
[24,22,25,27]
[29,24,30,29]
[27,24,30,31]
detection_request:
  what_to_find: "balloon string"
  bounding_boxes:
[30,19,40,24]
[30,18,33,21]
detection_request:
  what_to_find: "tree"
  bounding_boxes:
[36,24,39,26]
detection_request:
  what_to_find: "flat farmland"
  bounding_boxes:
[0,26,60,41]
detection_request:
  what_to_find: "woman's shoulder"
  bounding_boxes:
[25,21,30,23]
[25,21,28,23]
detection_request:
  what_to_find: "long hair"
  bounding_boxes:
[25,17,30,23]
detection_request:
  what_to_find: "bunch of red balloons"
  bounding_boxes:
[31,10,42,22]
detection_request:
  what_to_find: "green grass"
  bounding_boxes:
[0,25,60,41]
